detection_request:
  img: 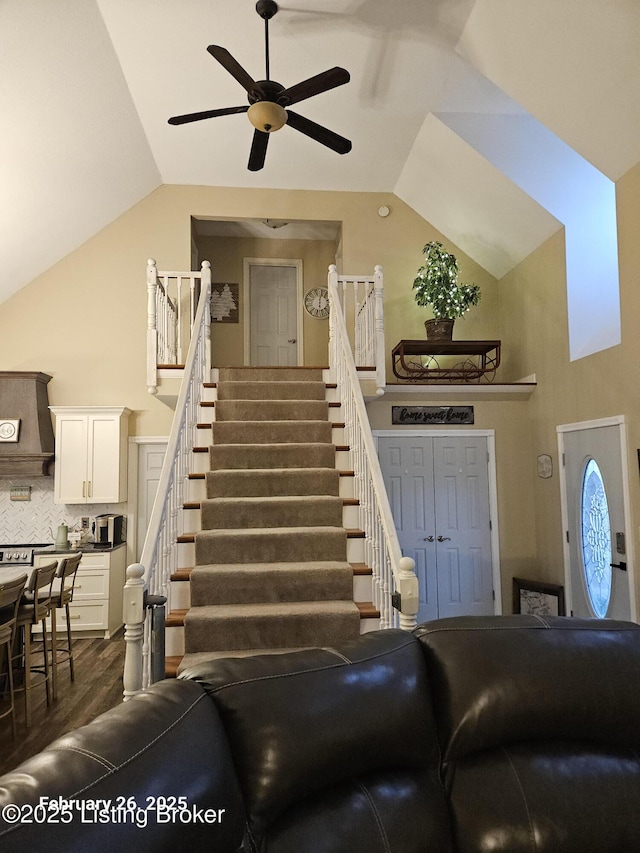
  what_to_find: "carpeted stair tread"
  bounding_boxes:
[195,525,347,564]
[209,442,335,470]
[217,381,326,400]
[190,561,354,605]
[200,495,344,530]
[211,420,333,445]
[184,600,360,652]
[206,467,340,497]
[218,367,325,382]
[215,399,329,422]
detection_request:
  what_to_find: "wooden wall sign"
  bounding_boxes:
[210,283,239,323]
[392,406,474,425]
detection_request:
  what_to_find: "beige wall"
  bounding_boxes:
[10,175,640,615]
[197,235,337,367]
[498,159,640,615]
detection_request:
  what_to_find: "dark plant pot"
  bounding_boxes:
[425,318,454,341]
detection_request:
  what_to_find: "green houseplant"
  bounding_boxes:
[412,241,481,340]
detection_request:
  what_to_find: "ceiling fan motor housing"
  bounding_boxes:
[256,0,278,20]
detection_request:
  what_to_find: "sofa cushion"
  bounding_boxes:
[415,615,640,853]
[181,629,446,848]
[0,679,245,853]
[265,769,452,853]
[415,615,640,763]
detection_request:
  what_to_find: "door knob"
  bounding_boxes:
[423,536,434,542]
[288,338,297,343]
[437,536,451,542]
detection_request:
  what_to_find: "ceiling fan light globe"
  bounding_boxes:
[248,101,287,132]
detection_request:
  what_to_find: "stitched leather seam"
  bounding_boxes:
[417,623,639,635]
[502,746,537,853]
[321,647,352,663]
[48,746,116,770]
[207,639,418,694]
[357,781,392,853]
[45,692,208,800]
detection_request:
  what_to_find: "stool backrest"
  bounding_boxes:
[0,574,28,632]
[56,553,82,605]
[28,561,57,622]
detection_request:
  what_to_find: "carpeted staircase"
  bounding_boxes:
[178,366,362,672]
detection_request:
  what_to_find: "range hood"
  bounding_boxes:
[0,372,55,477]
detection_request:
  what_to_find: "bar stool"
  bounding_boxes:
[0,573,28,739]
[49,552,82,699]
[14,560,57,727]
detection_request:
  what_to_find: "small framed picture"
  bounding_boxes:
[513,577,566,617]
[0,419,20,442]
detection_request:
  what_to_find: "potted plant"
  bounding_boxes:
[412,241,481,340]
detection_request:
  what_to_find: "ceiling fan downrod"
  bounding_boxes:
[256,0,278,81]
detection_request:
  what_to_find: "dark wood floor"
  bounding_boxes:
[0,634,125,776]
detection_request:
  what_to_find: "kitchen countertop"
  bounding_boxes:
[33,543,127,556]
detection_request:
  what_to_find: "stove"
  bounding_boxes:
[0,544,53,566]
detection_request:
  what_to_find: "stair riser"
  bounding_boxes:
[201,498,344,530]
[217,381,327,401]
[209,443,336,469]
[184,503,359,531]
[179,535,363,565]
[195,529,347,565]
[206,468,340,498]
[188,475,354,503]
[218,367,325,382]
[184,611,360,652]
[165,612,380,657]
[171,572,373,611]
[216,400,329,422]
[211,422,333,446]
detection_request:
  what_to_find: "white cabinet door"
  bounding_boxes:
[87,414,121,502]
[51,407,130,505]
[54,414,89,504]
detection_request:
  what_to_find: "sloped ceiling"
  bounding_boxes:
[2,0,640,305]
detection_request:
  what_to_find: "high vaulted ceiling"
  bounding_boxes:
[2,0,640,305]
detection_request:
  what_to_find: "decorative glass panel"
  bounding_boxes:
[580,459,612,618]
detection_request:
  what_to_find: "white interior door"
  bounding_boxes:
[560,420,633,620]
[135,442,167,561]
[249,264,298,366]
[378,434,495,622]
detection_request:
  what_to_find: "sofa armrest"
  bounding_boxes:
[0,679,246,852]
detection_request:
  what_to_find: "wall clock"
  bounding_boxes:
[304,287,330,319]
[0,419,20,442]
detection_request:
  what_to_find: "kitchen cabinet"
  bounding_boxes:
[34,545,126,639]
[50,407,131,504]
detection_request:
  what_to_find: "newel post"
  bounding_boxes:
[397,556,419,631]
[147,259,159,395]
[328,264,338,382]
[201,260,212,382]
[122,563,146,701]
[373,264,386,393]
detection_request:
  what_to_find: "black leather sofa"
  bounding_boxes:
[2,615,640,852]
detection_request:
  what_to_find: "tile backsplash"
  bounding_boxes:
[0,478,126,543]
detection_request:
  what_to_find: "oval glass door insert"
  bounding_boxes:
[580,458,612,618]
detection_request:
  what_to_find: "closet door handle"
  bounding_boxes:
[423,536,434,542]
[437,536,451,542]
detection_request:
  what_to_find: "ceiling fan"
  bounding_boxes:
[168,0,352,171]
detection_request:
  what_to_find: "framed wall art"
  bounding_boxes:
[513,577,566,616]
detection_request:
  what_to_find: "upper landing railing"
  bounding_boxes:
[146,259,211,395]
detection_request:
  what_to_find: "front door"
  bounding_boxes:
[560,420,634,620]
[249,264,298,366]
[378,434,495,622]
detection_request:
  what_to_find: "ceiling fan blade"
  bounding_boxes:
[286,110,352,155]
[248,129,270,171]
[168,105,249,126]
[279,67,350,106]
[207,45,264,97]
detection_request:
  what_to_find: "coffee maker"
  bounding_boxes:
[94,514,125,547]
